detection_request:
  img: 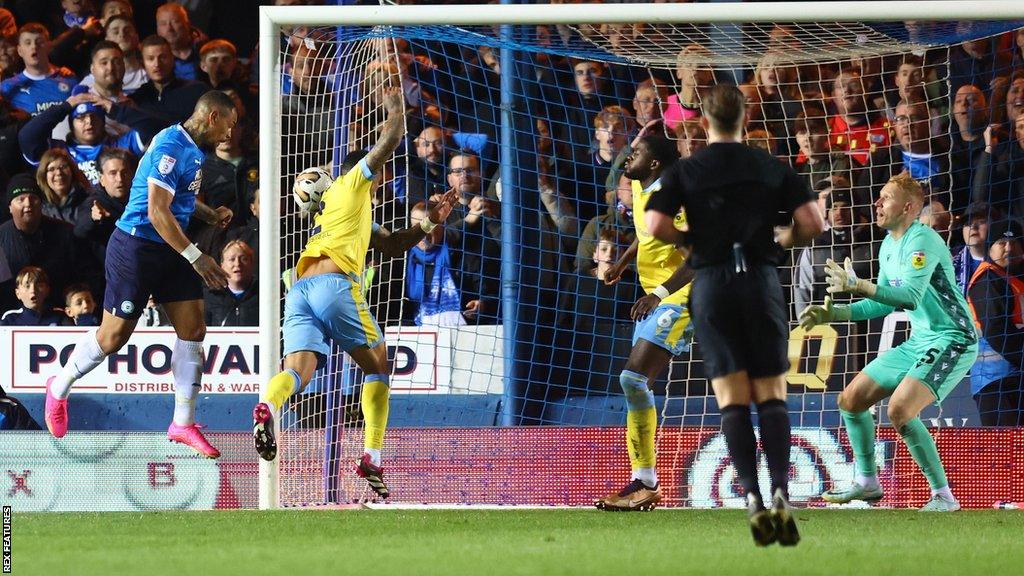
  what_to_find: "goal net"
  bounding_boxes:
[260,2,1024,509]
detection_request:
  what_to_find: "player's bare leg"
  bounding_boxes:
[712,372,777,546]
[162,299,219,458]
[596,340,670,512]
[348,342,392,499]
[752,374,799,546]
[46,311,138,438]
[254,351,318,461]
[823,373,890,504]
[889,377,959,512]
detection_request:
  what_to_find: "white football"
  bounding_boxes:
[292,167,333,215]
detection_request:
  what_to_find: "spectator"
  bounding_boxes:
[966,218,1024,426]
[99,0,134,25]
[61,282,98,326]
[0,95,30,193]
[0,173,78,310]
[130,34,209,125]
[156,2,202,81]
[198,38,240,90]
[74,147,133,273]
[829,69,891,166]
[408,125,450,203]
[794,107,851,191]
[948,37,1007,104]
[953,202,998,294]
[674,118,707,159]
[919,199,952,242]
[101,15,147,94]
[405,200,500,325]
[576,174,635,274]
[0,23,78,117]
[0,35,21,80]
[663,44,712,131]
[793,187,878,314]
[631,80,667,128]
[35,147,90,225]
[572,105,635,224]
[224,184,258,253]
[1,266,64,325]
[204,239,257,326]
[48,1,104,78]
[282,35,334,171]
[950,84,990,207]
[974,105,1024,220]
[19,85,146,184]
[859,99,950,209]
[199,115,255,220]
[0,9,15,42]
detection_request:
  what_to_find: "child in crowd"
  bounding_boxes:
[1,267,64,326]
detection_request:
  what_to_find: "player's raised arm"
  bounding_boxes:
[370,188,459,257]
[363,86,406,176]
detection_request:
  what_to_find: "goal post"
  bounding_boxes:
[259,2,1024,510]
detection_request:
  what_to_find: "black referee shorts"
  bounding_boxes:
[689,263,790,381]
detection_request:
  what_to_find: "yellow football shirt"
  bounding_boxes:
[296,161,375,278]
[631,179,690,306]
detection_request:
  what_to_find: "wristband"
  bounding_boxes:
[652,285,671,300]
[180,243,202,264]
[420,218,437,233]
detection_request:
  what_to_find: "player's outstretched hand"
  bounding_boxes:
[798,295,834,330]
[381,86,404,115]
[193,254,229,290]
[824,257,864,295]
[213,206,233,229]
[428,188,459,224]
[631,293,661,321]
[603,262,624,285]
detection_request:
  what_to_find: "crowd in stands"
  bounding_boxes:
[0,1,1018,425]
[0,0,260,332]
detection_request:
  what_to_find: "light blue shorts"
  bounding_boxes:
[283,273,383,368]
[632,303,693,357]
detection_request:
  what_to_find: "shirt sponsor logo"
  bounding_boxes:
[158,155,176,175]
[911,251,926,269]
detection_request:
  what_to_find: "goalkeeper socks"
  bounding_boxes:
[53,330,106,399]
[620,370,657,471]
[361,374,390,459]
[263,369,301,414]
[899,417,948,490]
[756,399,791,498]
[720,404,761,501]
[841,408,877,478]
[171,338,204,426]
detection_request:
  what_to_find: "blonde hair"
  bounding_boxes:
[221,239,254,262]
[889,171,926,206]
[15,266,48,286]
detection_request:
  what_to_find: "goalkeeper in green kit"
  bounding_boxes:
[799,172,977,512]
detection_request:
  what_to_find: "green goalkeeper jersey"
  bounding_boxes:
[847,221,977,343]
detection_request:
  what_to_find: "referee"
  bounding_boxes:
[645,84,825,546]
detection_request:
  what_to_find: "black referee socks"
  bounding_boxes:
[720,404,761,502]
[756,399,791,500]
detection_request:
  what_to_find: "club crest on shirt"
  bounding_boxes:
[158,155,176,175]
[910,251,926,269]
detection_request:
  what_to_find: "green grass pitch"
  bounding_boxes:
[11,509,1024,576]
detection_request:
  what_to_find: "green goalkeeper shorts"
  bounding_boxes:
[862,337,978,402]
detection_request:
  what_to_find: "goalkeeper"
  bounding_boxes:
[251,87,457,500]
[800,172,978,512]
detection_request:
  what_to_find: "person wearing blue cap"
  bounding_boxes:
[17,81,145,186]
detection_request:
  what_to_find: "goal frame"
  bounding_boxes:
[257,0,1024,510]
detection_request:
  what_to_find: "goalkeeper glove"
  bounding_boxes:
[824,257,873,296]
[798,295,851,330]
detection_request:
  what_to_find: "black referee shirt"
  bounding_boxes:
[646,142,814,269]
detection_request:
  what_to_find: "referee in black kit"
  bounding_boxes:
[645,85,825,547]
